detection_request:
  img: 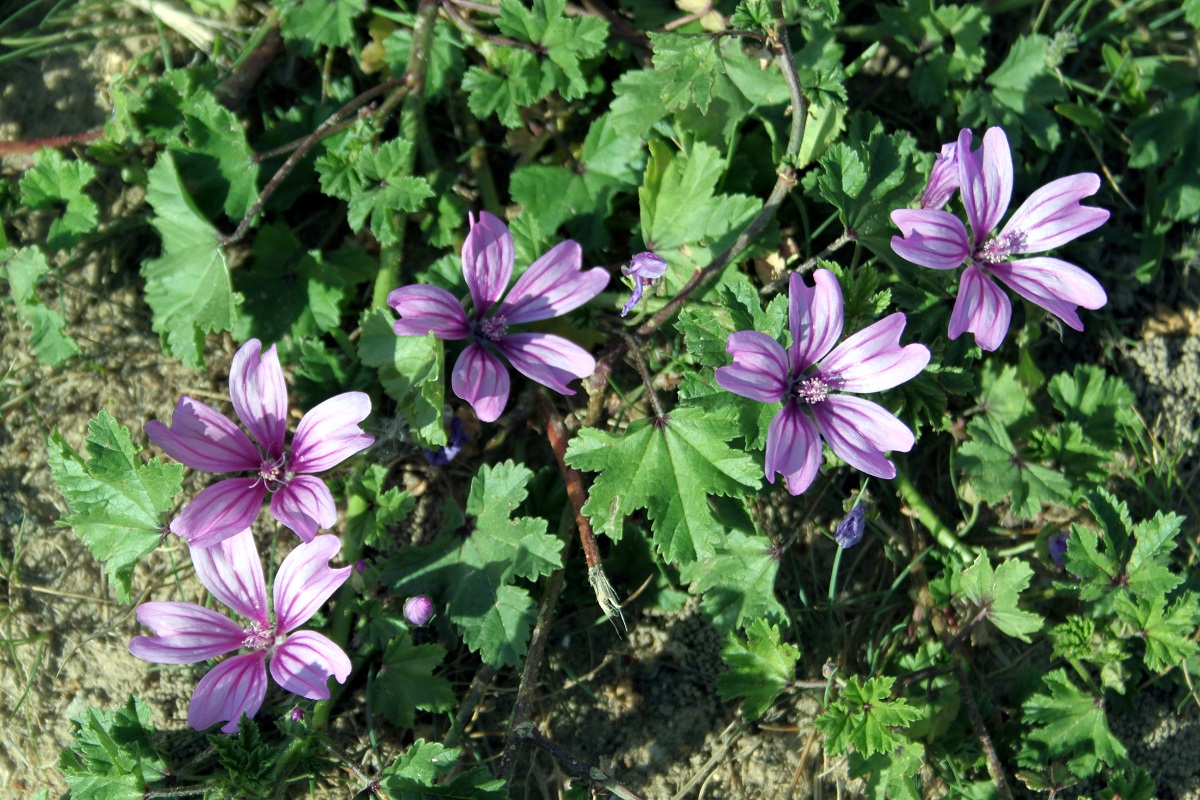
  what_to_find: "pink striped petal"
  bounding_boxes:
[949,266,1012,351]
[714,330,788,404]
[170,478,266,549]
[145,397,259,473]
[291,392,374,474]
[812,395,914,479]
[462,211,514,316]
[129,602,243,664]
[270,630,351,700]
[451,343,511,423]
[388,284,471,339]
[818,313,930,393]
[229,339,288,458]
[273,535,351,633]
[496,333,595,396]
[921,140,960,210]
[788,270,844,373]
[957,127,1012,245]
[188,651,268,733]
[765,403,822,495]
[498,240,610,324]
[988,257,1107,331]
[270,475,337,542]
[890,209,971,270]
[189,529,268,626]
[998,173,1109,254]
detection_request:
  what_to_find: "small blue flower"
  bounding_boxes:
[423,416,470,465]
[620,251,668,317]
[1048,531,1070,568]
[835,504,867,549]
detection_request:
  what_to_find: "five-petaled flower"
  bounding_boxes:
[715,270,930,495]
[129,530,352,733]
[890,127,1109,351]
[620,251,668,317]
[146,339,375,548]
[388,211,608,422]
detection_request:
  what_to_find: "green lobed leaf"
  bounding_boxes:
[345,139,434,246]
[278,0,362,49]
[956,416,1071,519]
[359,309,446,448]
[47,410,182,602]
[815,676,920,758]
[382,461,559,667]
[961,34,1066,151]
[680,528,785,630]
[140,152,240,368]
[233,225,366,343]
[1065,490,1184,604]
[177,89,261,221]
[208,716,275,800]
[2,246,79,365]
[848,739,925,800]
[59,696,168,800]
[346,463,417,551]
[565,405,762,565]
[957,553,1044,642]
[1114,592,1200,673]
[639,140,761,290]
[370,632,456,728]
[18,148,98,250]
[1046,365,1137,450]
[649,32,727,115]
[499,0,607,101]
[977,363,1033,427]
[380,739,506,799]
[1020,669,1127,777]
[802,116,928,247]
[463,0,607,126]
[464,461,563,583]
[1127,93,1200,222]
[716,619,799,717]
[509,112,644,249]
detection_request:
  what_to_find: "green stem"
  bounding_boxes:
[371,0,440,309]
[892,461,973,562]
[271,735,312,800]
[310,487,370,730]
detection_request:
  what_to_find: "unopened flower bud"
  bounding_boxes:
[404,595,435,627]
[290,707,304,722]
[835,504,867,549]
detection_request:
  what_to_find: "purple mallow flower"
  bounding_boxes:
[389,212,607,422]
[835,503,867,549]
[129,530,352,733]
[620,251,668,317]
[891,127,1109,351]
[716,270,930,495]
[146,339,374,548]
[404,595,435,627]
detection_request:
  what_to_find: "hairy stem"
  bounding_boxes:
[371,0,440,308]
[513,724,647,800]
[760,229,856,295]
[955,661,1014,800]
[225,77,406,244]
[892,460,973,562]
[497,568,567,783]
